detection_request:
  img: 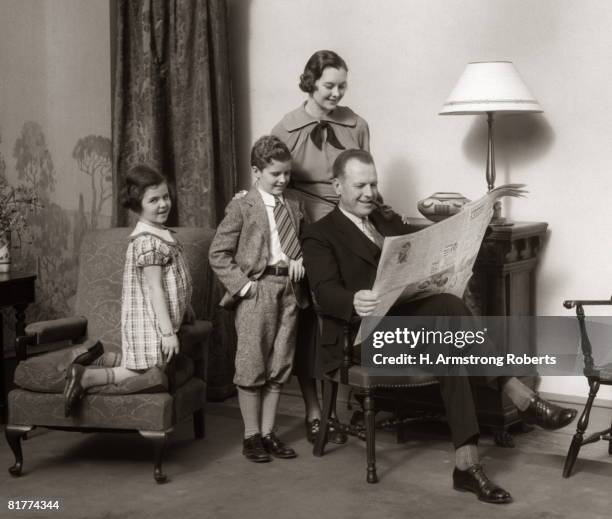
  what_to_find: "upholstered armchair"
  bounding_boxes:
[5,227,214,483]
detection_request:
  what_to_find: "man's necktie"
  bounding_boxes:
[309,121,346,151]
[273,196,302,259]
[361,218,384,249]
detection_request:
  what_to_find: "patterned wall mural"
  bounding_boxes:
[1,123,112,344]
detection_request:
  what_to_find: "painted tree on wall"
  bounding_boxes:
[13,121,76,319]
[13,122,56,195]
[72,135,112,229]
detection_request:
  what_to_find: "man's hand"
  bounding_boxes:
[289,257,305,282]
[353,290,380,317]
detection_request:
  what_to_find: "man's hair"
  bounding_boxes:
[120,164,173,213]
[299,50,348,93]
[332,149,375,179]
[250,135,292,170]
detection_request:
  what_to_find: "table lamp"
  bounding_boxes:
[439,61,542,224]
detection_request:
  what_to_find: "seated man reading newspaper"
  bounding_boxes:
[301,148,577,504]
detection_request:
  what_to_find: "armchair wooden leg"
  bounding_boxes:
[363,391,378,484]
[193,409,205,439]
[140,431,169,484]
[563,379,599,478]
[314,379,334,457]
[5,425,33,477]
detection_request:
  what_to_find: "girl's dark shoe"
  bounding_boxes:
[72,340,104,366]
[64,364,86,417]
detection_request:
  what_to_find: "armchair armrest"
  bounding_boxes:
[15,316,88,361]
[25,316,88,344]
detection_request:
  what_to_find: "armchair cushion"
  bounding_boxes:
[14,345,194,395]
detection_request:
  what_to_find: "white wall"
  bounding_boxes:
[227,0,612,400]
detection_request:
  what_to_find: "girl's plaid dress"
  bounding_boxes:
[121,224,192,370]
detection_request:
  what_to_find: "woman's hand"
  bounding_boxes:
[353,290,380,317]
[161,334,179,363]
[289,258,305,282]
[232,190,248,201]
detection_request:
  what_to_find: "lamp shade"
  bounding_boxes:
[439,61,543,115]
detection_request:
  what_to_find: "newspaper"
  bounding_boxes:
[356,184,527,342]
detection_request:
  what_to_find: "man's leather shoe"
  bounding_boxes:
[520,395,578,430]
[64,364,86,417]
[73,340,104,366]
[453,465,513,504]
[242,434,271,463]
[261,433,297,459]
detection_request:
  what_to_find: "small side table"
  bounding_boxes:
[0,272,36,423]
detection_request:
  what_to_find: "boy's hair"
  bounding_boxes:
[250,135,292,170]
[120,164,173,212]
[299,50,348,94]
[332,149,375,179]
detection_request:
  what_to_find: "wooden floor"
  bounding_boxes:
[1,395,611,519]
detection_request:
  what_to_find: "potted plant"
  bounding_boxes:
[0,176,39,273]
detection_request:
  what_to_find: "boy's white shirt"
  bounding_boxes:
[239,186,289,297]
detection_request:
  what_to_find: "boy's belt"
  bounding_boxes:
[263,266,289,276]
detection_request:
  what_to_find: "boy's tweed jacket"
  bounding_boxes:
[209,186,309,310]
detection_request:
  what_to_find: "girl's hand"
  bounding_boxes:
[183,304,196,324]
[289,257,305,282]
[161,334,179,363]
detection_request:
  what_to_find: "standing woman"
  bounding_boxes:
[272,50,371,443]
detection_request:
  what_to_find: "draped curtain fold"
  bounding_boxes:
[112,0,237,399]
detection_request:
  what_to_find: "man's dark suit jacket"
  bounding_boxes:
[301,206,413,375]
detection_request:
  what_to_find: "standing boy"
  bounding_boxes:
[209,135,308,462]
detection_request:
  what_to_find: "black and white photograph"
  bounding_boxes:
[1,1,611,518]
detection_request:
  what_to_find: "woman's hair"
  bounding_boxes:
[250,135,292,170]
[120,164,173,212]
[299,50,348,93]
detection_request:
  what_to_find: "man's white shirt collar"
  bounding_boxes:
[339,205,368,229]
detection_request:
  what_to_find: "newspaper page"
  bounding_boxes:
[356,184,527,342]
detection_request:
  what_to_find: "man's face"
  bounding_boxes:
[334,158,379,218]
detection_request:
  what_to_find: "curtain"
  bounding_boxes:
[112,0,237,399]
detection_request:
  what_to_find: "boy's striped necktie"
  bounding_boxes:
[273,195,301,259]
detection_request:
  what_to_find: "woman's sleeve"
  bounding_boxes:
[357,117,371,152]
[134,236,172,267]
